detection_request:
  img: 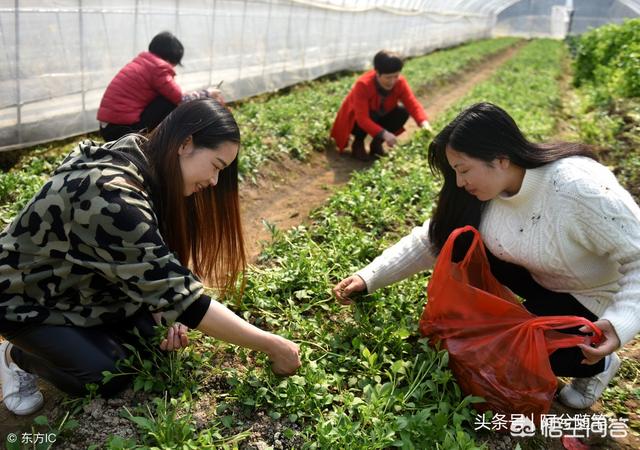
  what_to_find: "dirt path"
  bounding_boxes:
[240,44,523,262]
[0,44,523,442]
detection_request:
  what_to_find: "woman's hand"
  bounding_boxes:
[160,322,189,351]
[420,120,433,133]
[577,319,621,365]
[196,300,301,375]
[206,87,225,105]
[266,335,301,376]
[382,130,397,148]
[333,275,367,305]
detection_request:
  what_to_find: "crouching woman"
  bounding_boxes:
[334,102,640,410]
[0,99,300,415]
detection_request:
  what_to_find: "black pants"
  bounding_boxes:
[0,309,157,397]
[100,96,176,142]
[487,251,605,378]
[351,105,409,140]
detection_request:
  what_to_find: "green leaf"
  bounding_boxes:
[221,415,233,428]
[394,328,411,339]
[128,415,155,431]
[33,415,49,426]
[133,377,145,392]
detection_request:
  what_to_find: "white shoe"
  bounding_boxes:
[0,341,44,415]
[558,353,621,409]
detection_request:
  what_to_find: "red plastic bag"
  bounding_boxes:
[419,226,601,417]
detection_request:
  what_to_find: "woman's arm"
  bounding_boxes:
[356,218,436,293]
[352,81,384,138]
[565,164,640,348]
[333,218,436,303]
[195,300,301,375]
[397,77,428,125]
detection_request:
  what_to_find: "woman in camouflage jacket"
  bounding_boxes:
[0,99,300,415]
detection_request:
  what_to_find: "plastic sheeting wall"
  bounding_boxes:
[569,0,639,33]
[0,0,493,151]
[494,0,639,38]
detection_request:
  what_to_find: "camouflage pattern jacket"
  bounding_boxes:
[0,136,208,327]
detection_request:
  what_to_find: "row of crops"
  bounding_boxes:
[0,38,519,224]
[568,18,640,201]
[83,38,568,449]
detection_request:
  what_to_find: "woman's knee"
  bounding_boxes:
[70,356,132,397]
[8,322,143,398]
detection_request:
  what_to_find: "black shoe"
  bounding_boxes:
[351,139,370,161]
[370,137,387,158]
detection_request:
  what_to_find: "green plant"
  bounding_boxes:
[573,18,640,101]
[101,326,211,397]
[121,391,250,449]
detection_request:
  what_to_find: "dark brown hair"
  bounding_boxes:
[144,98,245,297]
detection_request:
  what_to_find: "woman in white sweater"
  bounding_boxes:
[333,102,640,410]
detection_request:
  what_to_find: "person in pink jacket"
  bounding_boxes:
[97,31,223,142]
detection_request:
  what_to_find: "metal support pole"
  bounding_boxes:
[318,0,328,76]
[300,1,313,78]
[133,0,139,55]
[79,0,87,131]
[175,0,180,34]
[261,0,274,83]
[375,0,385,54]
[338,0,348,67]
[237,0,248,83]
[208,0,216,86]
[282,0,295,77]
[15,0,21,145]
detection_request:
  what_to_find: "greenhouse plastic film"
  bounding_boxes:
[1,0,637,150]
[493,0,639,37]
[0,0,496,150]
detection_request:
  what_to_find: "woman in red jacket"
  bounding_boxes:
[97,31,223,142]
[330,50,432,161]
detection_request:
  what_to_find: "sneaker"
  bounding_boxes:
[558,353,621,409]
[0,341,44,415]
[350,139,370,161]
[370,137,387,158]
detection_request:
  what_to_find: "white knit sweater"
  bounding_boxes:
[356,156,640,346]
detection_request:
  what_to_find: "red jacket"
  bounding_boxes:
[330,70,428,150]
[97,52,183,125]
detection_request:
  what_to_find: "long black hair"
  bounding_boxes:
[427,102,596,257]
[144,98,245,296]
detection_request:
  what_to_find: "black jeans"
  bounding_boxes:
[100,96,176,142]
[486,251,606,378]
[0,309,157,397]
[351,105,409,140]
